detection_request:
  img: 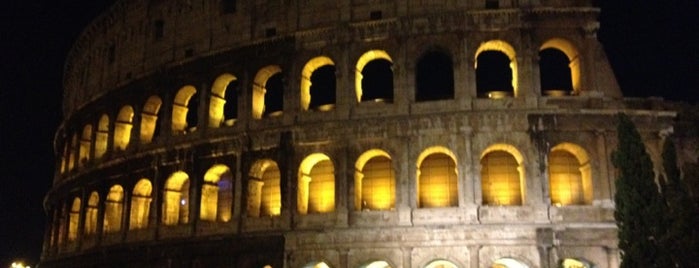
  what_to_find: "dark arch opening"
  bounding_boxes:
[539,48,573,95]
[309,65,336,109]
[264,73,284,117]
[416,51,454,101]
[186,92,199,130]
[361,59,393,102]
[476,51,513,97]
[224,80,239,119]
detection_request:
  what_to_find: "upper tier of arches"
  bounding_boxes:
[62,2,612,119]
[58,39,599,174]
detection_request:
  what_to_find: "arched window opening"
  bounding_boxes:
[492,258,529,268]
[162,171,190,225]
[68,197,81,241]
[252,65,283,119]
[549,143,592,206]
[95,114,109,158]
[264,73,284,117]
[201,164,234,222]
[68,134,78,171]
[540,38,581,95]
[539,48,573,96]
[114,105,134,150]
[559,258,591,268]
[104,185,124,233]
[298,154,335,215]
[209,74,239,127]
[129,179,152,230]
[475,40,518,98]
[361,59,393,102]
[481,145,525,206]
[247,160,281,217]
[140,96,162,144]
[355,50,394,103]
[301,56,336,111]
[476,51,513,98]
[78,125,92,166]
[355,150,395,211]
[425,260,459,268]
[85,192,99,235]
[171,85,197,133]
[417,149,458,208]
[359,261,392,268]
[302,261,331,268]
[415,50,454,101]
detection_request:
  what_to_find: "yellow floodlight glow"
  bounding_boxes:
[140,96,162,143]
[301,56,335,110]
[172,85,197,132]
[298,153,335,214]
[209,73,237,127]
[201,164,233,222]
[480,144,525,206]
[252,65,282,119]
[417,146,459,208]
[541,38,581,94]
[355,149,395,211]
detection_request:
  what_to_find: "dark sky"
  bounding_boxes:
[0,0,697,266]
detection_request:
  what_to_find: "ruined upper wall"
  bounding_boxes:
[62,0,606,119]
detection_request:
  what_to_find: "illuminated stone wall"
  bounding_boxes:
[43,1,681,268]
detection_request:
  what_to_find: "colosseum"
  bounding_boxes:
[41,0,679,267]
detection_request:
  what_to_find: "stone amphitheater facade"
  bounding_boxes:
[42,1,678,267]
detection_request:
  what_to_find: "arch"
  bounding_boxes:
[78,124,92,166]
[359,260,393,268]
[252,65,282,119]
[201,164,234,222]
[415,49,454,101]
[354,149,395,211]
[140,95,162,143]
[559,258,592,268]
[172,85,198,133]
[301,56,336,111]
[247,159,281,217]
[355,50,394,103]
[68,197,81,241]
[549,143,593,205]
[475,40,518,98]
[540,38,581,94]
[416,146,458,208]
[424,259,459,268]
[84,191,99,235]
[209,73,239,127]
[162,171,190,225]
[492,258,529,268]
[113,105,134,150]
[95,114,109,158]
[298,153,335,214]
[129,179,152,230]
[480,144,525,206]
[302,261,332,268]
[103,185,124,233]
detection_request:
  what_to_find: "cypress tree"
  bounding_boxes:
[660,138,699,267]
[612,113,667,267]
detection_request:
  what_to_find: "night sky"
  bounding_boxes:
[0,0,697,266]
